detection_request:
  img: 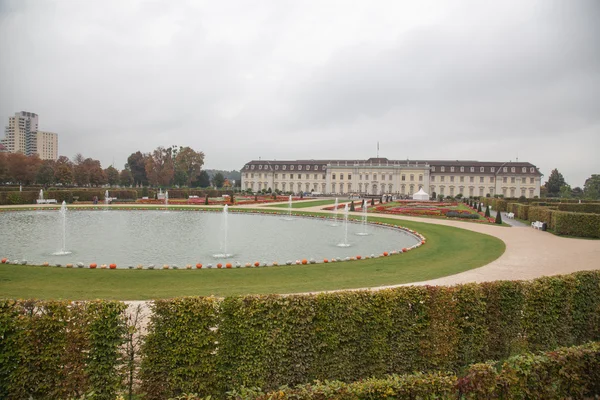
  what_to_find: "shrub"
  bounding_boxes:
[446,211,479,219]
[515,204,529,220]
[495,209,502,224]
[495,199,508,212]
[554,211,600,238]
[485,205,491,218]
[557,203,600,214]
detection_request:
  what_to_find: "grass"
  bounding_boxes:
[267,199,340,208]
[0,209,505,300]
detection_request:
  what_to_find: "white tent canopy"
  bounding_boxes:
[412,188,430,201]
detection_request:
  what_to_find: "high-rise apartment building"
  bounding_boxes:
[2,111,58,160]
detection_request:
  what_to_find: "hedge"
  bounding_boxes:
[495,199,508,212]
[139,271,600,398]
[557,203,600,214]
[0,300,127,400]
[553,211,600,238]
[515,203,529,220]
[528,206,556,229]
[180,342,600,399]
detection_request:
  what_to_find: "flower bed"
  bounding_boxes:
[368,201,492,223]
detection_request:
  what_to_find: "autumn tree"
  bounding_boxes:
[7,153,40,184]
[119,168,134,187]
[0,153,7,182]
[174,146,205,186]
[145,146,175,187]
[73,153,90,186]
[127,151,149,187]
[36,160,56,186]
[54,156,74,185]
[105,165,120,186]
[86,158,107,186]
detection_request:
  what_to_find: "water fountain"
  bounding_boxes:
[165,190,169,207]
[330,198,339,226]
[105,190,110,206]
[282,195,295,221]
[39,189,44,202]
[337,204,351,247]
[356,201,369,236]
[53,201,71,256]
[214,205,231,258]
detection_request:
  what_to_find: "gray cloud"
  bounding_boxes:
[1,0,598,186]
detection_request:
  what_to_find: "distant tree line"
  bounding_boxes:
[0,145,235,188]
[543,168,600,200]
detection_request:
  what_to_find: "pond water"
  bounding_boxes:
[0,210,421,267]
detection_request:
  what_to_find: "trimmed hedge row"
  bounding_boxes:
[554,211,600,238]
[221,342,600,400]
[140,271,600,399]
[557,202,600,214]
[528,206,556,229]
[0,300,127,400]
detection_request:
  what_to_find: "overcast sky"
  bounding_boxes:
[1,0,599,186]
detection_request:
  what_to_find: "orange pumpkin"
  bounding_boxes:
[226,263,232,269]
[196,263,203,269]
[90,263,97,269]
[109,263,117,269]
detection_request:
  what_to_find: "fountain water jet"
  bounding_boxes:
[282,195,295,221]
[53,201,71,256]
[39,189,44,201]
[337,203,351,247]
[356,201,369,236]
[105,190,110,206]
[214,204,232,258]
[330,198,339,226]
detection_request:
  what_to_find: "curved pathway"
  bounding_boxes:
[245,200,600,287]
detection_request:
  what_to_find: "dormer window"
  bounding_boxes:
[511,167,515,173]
[290,165,295,170]
[306,165,310,171]
[251,165,255,170]
[298,165,302,170]
[530,167,535,173]
[503,167,507,172]
[282,165,287,170]
[450,167,455,172]
[314,165,319,170]
[259,165,262,170]
[460,166,464,172]
[440,166,445,172]
[275,165,279,170]
[470,167,475,172]
[522,167,526,173]
[480,167,484,172]
[491,167,495,173]
[432,166,436,171]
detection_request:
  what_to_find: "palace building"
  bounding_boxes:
[241,158,543,198]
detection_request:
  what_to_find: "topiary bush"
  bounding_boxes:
[553,211,600,238]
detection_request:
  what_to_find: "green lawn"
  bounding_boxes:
[0,211,505,300]
[267,199,340,208]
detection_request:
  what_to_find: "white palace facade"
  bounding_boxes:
[241,158,543,198]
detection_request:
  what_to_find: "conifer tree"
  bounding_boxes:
[350,201,355,211]
[495,209,503,224]
[485,205,491,218]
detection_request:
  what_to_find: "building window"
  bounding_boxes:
[322,174,326,179]
[306,165,310,170]
[410,174,414,181]
[431,176,435,182]
[332,173,336,179]
[470,176,474,183]
[470,167,475,172]
[282,165,286,170]
[419,175,423,182]
[480,167,484,172]
[441,166,445,172]
[432,166,436,172]
[530,167,535,173]
[530,177,534,184]
[291,165,294,170]
[359,174,362,180]
[374,174,378,180]
[450,176,454,182]
[503,177,507,183]
[511,167,515,173]
[382,174,385,181]
[340,174,344,180]
[305,174,309,179]
[402,174,406,181]
[480,177,484,183]
[460,176,464,183]
[503,167,507,172]
[450,187,455,196]
[366,174,369,180]
[282,174,286,179]
[251,165,255,170]
[348,183,352,192]
[522,167,526,173]
[490,177,494,183]
[511,177,515,183]
[259,165,262,170]
[491,167,495,172]
[441,176,445,182]
[274,174,278,179]
[298,165,302,170]
[315,165,319,170]
[450,167,455,172]
[275,165,279,170]
[348,174,352,180]
[529,188,534,197]
[522,177,526,184]
[460,166,464,172]
[314,174,318,179]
